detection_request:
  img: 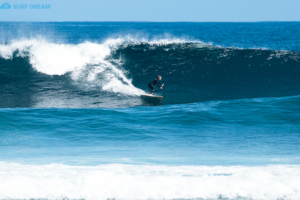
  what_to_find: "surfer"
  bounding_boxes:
[148,75,164,94]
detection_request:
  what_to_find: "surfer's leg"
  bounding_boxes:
[148,84,155,94]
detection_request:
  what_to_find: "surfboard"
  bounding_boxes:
[140,94,163,103]
[141,94,163,99]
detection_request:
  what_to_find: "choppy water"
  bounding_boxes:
[0,22,300,200]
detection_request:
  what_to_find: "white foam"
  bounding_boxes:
[0,162,299,200]
[108,35,204,46]
[0,38,145,96]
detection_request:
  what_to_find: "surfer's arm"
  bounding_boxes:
[157,82,164,89]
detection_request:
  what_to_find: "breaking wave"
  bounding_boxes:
[0,37,300,108]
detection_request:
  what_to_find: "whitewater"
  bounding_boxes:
[0,163,299,200]
[0,22,300,200]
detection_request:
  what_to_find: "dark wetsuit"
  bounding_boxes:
[148,79,162,94]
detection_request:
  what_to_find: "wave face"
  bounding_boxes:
[0,38,300,108]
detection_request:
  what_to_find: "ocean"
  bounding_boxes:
[0,22,300,200]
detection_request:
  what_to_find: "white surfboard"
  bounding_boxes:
[141,94,164,99]
[140,94,163,102]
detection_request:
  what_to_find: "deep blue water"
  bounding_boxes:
[0,22,300,200]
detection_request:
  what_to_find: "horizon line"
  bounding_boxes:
[1,21,300,23]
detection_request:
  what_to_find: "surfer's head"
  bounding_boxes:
[157,75,162,80]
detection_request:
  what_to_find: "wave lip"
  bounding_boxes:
[0,39,121,76]
[0,162,299,200]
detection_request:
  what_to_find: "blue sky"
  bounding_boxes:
[0,0,300,22]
